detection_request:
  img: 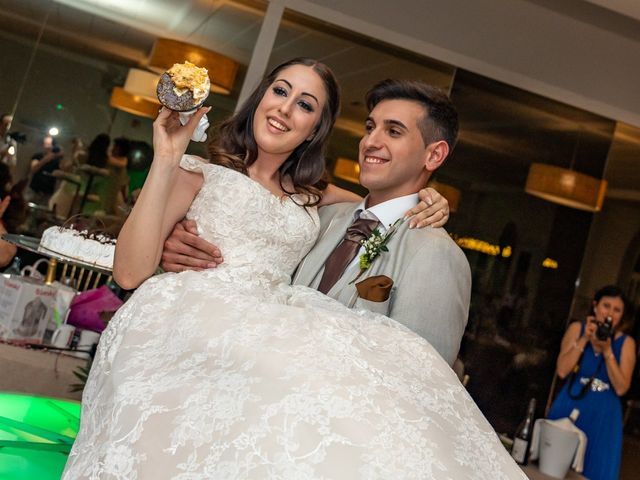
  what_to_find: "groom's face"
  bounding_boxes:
[358,99,431,204]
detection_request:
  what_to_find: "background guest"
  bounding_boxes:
[102,136,131,215]
[0,162,26,267]
[548,285,636,480]
[0,113,18,177]
[71,137,88,166]
[79,133,111,214]
[28,135,63,204]
[86,133,110,168]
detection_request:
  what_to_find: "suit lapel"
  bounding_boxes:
[330,222,410,307]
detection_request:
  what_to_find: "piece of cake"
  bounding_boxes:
[39,226,116,269]
[156,61,210,111]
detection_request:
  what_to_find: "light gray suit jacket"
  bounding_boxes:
[292,202,471,366]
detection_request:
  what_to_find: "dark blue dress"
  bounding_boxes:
[548,323,626,480]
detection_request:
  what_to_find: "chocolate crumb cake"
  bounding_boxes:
[156,61,211,111]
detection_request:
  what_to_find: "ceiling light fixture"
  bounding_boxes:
[525,129,607,212]
[147,38,239,95]
[123,68,160,103]
[525,163,607,212]
[109,87,160,119]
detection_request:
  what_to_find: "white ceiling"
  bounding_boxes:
[0,0,455,127]
[0,0,638,194]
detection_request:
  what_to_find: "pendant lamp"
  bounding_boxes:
[109,87,160,119]
[123,68,160,102]
[148,38,239,95]
[525,129,607,212]
[525,163,607,212]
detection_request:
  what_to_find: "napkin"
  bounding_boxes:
[179,110,210,142]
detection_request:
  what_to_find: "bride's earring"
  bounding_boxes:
[306,131,316,142]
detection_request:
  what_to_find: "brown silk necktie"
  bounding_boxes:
[317,216,380,294]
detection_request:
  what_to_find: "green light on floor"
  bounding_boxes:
[0,393,80,479]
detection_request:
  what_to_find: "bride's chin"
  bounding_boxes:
[256,141,296,157]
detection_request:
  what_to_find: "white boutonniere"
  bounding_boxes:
[350,217,404,284]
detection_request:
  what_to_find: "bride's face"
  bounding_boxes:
[253,65,326,159]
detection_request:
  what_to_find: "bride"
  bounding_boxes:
[64,58,524,479]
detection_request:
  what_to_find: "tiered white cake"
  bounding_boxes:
[39,226,116,269]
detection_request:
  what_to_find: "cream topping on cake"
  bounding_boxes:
[167,61,211,103]
[39,226,116,269]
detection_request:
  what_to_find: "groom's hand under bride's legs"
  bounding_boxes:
[161,219,224,272]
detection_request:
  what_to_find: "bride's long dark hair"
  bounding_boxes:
[208,58,340,205]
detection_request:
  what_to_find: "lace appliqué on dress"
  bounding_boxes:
[64,155,524,479]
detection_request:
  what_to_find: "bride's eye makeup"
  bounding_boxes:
[272,85,314,113]
[273,86,288,97]
[298,100,314,112]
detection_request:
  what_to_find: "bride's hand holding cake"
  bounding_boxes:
[152,106,210,168]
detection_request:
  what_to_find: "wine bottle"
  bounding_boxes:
[3,256,21,277]
[511,397,536,465]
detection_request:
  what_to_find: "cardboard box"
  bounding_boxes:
[0,276,57,343]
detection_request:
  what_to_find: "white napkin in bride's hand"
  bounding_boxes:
[178,111,210,142]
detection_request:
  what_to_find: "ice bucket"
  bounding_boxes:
[538,419,580,479]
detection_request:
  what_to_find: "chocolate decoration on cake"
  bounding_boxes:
[157,73,201,111]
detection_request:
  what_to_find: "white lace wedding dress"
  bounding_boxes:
[64,156,525,479]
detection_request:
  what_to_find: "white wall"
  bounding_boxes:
[282,0,640,127]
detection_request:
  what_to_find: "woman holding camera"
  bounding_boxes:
[548,285,636,480]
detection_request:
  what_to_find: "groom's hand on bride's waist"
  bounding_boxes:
[161,219,224,272]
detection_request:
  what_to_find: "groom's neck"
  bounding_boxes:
[366,189,419,208]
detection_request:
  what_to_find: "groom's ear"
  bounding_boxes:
[423,140,449,172]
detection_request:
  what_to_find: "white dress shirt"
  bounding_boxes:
[346,193,419,271]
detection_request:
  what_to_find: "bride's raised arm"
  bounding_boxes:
[113,107,209,289]
[319,182,450,228]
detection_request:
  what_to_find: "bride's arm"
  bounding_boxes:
[113,107,208,289]
[318,183,451,228]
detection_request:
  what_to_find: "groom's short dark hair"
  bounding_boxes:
[365,79,459,151]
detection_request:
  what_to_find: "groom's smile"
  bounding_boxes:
[362,154,389,165]
[357,99,431,204]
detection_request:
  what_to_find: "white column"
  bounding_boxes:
[235,0,285,111]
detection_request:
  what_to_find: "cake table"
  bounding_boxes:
[1,233,112,290]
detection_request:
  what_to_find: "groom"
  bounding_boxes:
[161,79,471,365]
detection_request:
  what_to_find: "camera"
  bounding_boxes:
[7,131,26,144]
[595,316,614,341]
